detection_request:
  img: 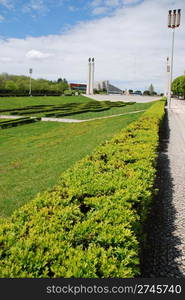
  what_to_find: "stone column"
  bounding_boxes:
[90,58,95,95]
[86,58,91,95]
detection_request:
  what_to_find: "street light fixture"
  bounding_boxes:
[29,68,33,96]
[167,9,181,108]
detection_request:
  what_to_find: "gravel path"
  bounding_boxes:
[141,99,185,278]
[0,115,22,119]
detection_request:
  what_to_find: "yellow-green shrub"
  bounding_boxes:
[0,100,165,278]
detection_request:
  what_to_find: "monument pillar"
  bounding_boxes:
[86,57,95,95]
[86,58,91,95]
[90,58,95,95]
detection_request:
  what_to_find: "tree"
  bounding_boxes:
[143,90,150,96]
[0,73,70,96]
[172,75,185,99]
[148,84,154,95]
[5,80,18,91]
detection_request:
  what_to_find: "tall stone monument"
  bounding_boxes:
[86,57,95,95]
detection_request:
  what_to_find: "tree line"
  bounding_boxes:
[172,75,185,99]
[0,73,69,96]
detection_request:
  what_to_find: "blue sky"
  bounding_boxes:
[0,0,143,38]
[0,0,184,92]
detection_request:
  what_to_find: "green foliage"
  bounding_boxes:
[0,100,165,278]
[0,73,69,96]
[148,84,157,96]
[63,89,74,96]
[143,90,150,96]
[0,109,142,217]
[1,100,133,118]
[172,75,185,99]
[0,117,40,129]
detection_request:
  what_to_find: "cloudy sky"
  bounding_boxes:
[0,0,184,92]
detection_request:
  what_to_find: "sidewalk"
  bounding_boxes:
[142,99,185,277]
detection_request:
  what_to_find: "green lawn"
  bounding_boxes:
[0,111,143,218]
[62,102,155,120]
[0,95,155,120]
[0,95,92,111]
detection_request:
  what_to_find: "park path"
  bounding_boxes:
[0,110,145,123]
[142,99,185,278]
[83,93,161,103]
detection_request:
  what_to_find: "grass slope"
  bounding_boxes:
[63,102,154,120]
[0,96,92,111]
[0,112,143,218]
[0,96,154,120]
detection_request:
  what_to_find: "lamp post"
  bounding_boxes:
[166,57,170,98]
[29,68,33,96]
[168,9,181,108]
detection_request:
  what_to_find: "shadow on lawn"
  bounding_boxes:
[140,109,184,278]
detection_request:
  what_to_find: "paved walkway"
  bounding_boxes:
[142,99,185,278]
[0,110,145,123]
[83,94,161,103]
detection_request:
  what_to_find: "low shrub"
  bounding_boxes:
[2,101,132,118]
[0,117,40,129]
[0,100,165,277]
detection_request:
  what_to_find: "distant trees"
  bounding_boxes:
[143,84,157,96]
[0,73,69,96]
[143,90,150,96]
[172,75,185,99]
[149,84,154,95]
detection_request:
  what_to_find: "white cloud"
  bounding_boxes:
[0,57,12,62]
[26,49,53,60]
[0,0,13,9]
[105,0,120,6]
[123,0,142,4]
[22,0,47,14]
[90,0,141,16]
[68,6,77,12]
[0,15,5,22]
[0,0,184,92]
[91,0,104,7]
[92,6,109,15]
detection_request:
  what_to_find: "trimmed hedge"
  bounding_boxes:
[0,100,165,278]
[2,101,132,118]
[0,117,41,129]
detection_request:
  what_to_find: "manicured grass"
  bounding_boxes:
[63,102,155,120]
[0,112,143,218]
[0,95,92,111]
[0,96,155,120]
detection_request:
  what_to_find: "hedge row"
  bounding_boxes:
[2,101,131,118]
[0,100,165,277]
[0,117,41,129]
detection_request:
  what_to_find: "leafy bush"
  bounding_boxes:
[172,75,185,99]
[0,100,165,277]
[64,90,74,96]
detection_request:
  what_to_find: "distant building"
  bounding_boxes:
[70,81,123,95]
[70,83,86,92]
[94,80,123,94]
